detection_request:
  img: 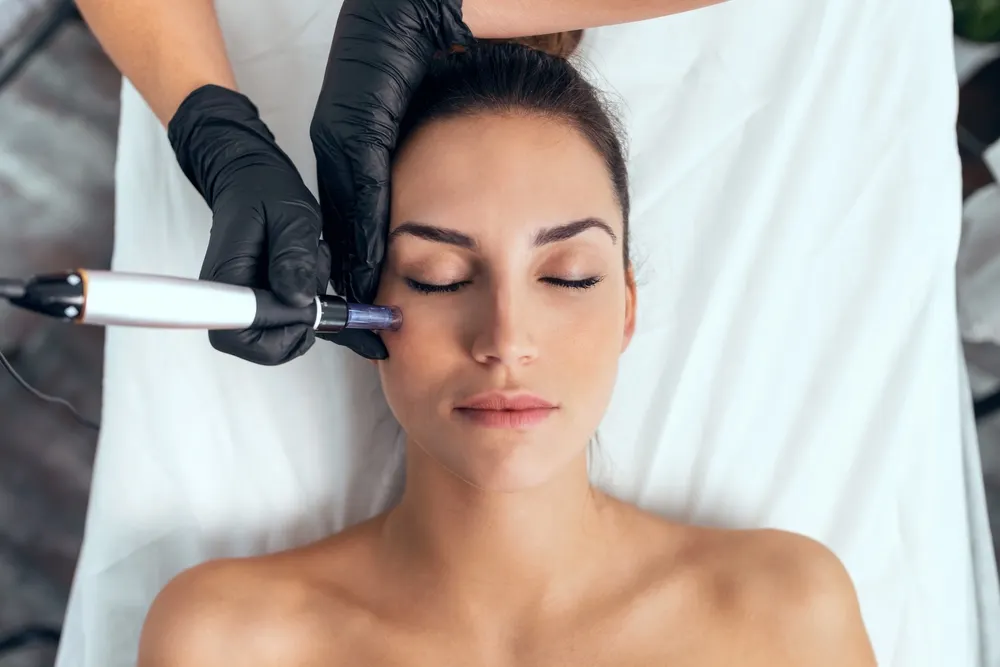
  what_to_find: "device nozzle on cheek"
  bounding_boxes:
[0,270,403,335]
[314,298,402,333]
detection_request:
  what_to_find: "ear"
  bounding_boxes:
[621,265,637,352]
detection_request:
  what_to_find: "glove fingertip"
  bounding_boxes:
[316,241,333,294]
[316,328,388,360]
[358,338,389,361]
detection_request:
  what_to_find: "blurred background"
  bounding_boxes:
[0,2,998,666]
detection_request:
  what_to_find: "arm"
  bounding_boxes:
[78,2,366,364]
[74,0,236,124]
[463,0,729,38]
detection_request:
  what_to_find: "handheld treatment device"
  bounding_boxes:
[0,270,402,333]
[0,269,401,431]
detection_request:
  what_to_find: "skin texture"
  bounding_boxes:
[136,114,877,667]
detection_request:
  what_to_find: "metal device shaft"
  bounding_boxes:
[1,270,401,333]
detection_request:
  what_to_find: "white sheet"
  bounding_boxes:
[56,1,1000,665]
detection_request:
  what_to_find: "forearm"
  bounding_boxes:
[462,0,728,38]
[76,0,236,125]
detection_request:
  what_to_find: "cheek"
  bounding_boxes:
[376,334,434,432]
[375,290,459,423]
[377,286,457,362]
[543,286,628,411]
[544,286,627,360]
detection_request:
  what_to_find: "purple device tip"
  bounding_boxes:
[345,303,402,332]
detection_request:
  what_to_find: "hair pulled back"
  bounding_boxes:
[396,40,631,263]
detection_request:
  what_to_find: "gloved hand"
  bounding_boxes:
[168,84,341,365]
[310,0,473,346]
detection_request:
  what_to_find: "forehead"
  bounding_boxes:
[391,112,622,234]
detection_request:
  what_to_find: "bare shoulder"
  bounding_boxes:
[137,556,316,667]
[136,538,368,667]
[695,528,878,667]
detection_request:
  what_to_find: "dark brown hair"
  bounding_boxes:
[397,40,630,263]
[496,30,584,59]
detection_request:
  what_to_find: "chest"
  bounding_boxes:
[304,604,741,667]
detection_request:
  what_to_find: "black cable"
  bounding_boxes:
[0,625,61,658]
[0,347,99,431]
[1,280,99,430]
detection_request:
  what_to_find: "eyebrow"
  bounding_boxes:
[388,217,617,249]
[534,218,617,246]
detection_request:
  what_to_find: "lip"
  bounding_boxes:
[453,391,558,429]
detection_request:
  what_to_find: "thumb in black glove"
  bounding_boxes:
[168,85,380,364]
[310,0,473,356]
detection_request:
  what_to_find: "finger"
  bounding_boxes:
[345,171,391,303]
[317,328,388,360]
[268,200,323,308]
[209,325,315,366]
[313,131,389,303]
[201,207,268,287]
[314,144,355,299]
[316,240,333,295]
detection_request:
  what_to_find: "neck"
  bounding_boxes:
[379,441,621,617]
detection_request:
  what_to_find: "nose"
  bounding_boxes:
[470,285,539,367]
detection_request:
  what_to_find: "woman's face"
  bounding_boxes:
[375,112,636,492]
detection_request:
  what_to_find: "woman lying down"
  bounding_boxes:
[137,42,877,667]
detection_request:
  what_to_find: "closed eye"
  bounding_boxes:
[405,276,605,294]
[406,279,470,294]
[541,276,604,290]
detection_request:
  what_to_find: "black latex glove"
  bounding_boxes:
[168,84,336,365]
[310,0,473,335]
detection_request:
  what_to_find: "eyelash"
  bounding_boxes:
[405,276,605,294]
